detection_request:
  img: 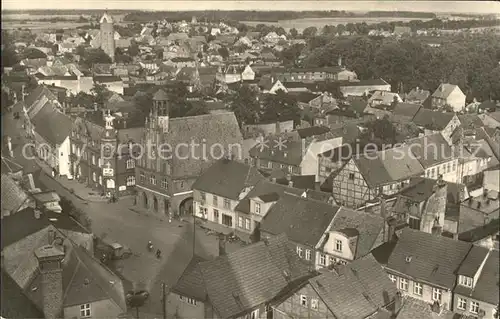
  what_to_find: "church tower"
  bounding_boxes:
[99,12,116,62]
[152,89,170,133]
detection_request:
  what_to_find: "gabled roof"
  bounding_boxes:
[406,133,455,168]
[296,126,330,139]
[466,249,499,305]
[1,269,44,319]
[24,85,57,110]
[31,101,73,146]
[328,207,385,259]
[386,228,472,289]
[1,207,90,250]
[1,173,30,216]
[393,103,422,119]
[192,159,265,200]
[162,112,243,178]
[234,179,303,214]
[248,135,304,166]
[171,255,207,301]
[310,254,397,318]
[100,12,114,24]
[260,193,340,246]
[198,233,312,318]
[353,145,425,187]
[412,109,455,130]
[26,244,126,310]
[432,83,462,99]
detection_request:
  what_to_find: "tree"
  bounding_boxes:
[90,83,108,107]
[128,42,140,57]
[82,48,112,66]
[1,46,19,68]
[302,26,318,39]
[358,117,398,149]
[289,28,298,39]
[227,85,261,126]
[218,47,230,60]
[279,43,305,66]
[261,90,301,125]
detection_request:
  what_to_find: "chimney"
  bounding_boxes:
[48,229,56,245]
[431,301,441,314]
[218,235,226,256]
[6,136,13,158]
[35,245,65,319]
[393,291,402,316]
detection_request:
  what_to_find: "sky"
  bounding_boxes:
[2,0,500,14]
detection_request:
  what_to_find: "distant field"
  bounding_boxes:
[1,13,128,31]
[242,17,433,31]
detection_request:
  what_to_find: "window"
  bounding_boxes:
[414,282,423,296]
[222,214,232,227]
[71,144,76,154]
[446,163,451,173]
[187,298,197,305]
[470,301,479,314]
[238,216,243,228]
[300,295,307,307]
[255,203,261,215]
[311,298,319,310]
[92,172,97,182]
[80,304,91,317]
[457,298,467,310]
[92,154,96,165]
[150,175,156,185]
[409,217,421,230]
[349,173,355,180]
[329,256,336,265]
[459,275,473,288]
[267,161,272,169]
[287,165,293,173]
[431,167,435,177]
[389,274,396,283]
[140,171,145,183]
[126,159,135,169]
[432,288,442,302]
[296,246,303,258]
[335,239,342,252]
[127,176,135,186]
[98,157,103,168]
[213,209,219,221]
[319,254,326,266]
[250,309,259,319]
[245,218,251,230]
[399,278,408,291]
[200,192,206,201]
[223,198,231,209]
[452,161,457,171]
[305,249,311,261]
[161,178,168,189]
[213,195,218,206]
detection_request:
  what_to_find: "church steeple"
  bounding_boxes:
[152,89,170,133]
[99,11,115,61]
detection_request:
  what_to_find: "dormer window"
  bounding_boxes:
[459,275,473,288]
[335,239,342,252]
[254,202,261,215]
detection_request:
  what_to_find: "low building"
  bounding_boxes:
[411,109,460,144]
[404,87,431,104]
[385,228,498,315]
[271,254,397,319]
[330,145,425,208]
[192,159,265,238]
[166,234,313,319]
[429,83,466,113]
[93,76,124,95]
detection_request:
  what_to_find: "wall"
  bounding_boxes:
[38,77,93,94]
[453,294,497,319]
[301,137,342,182]
[332,159,375,208]
[340,84,391,97]
[64,298,123,318]
[390,273,453,311]
[101,81,124,95]
[166,292,205,319]
[424,159,459,184]
[446,88,466,112]
[58,137,71,177]
[243,120,294,137]
[322,231,354,261]
[193,190,239,231]
[273,283,335,319]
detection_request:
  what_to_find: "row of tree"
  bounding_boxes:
[302,34,500,101]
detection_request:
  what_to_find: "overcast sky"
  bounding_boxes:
[2,0,499,14]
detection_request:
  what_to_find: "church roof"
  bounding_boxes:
[100,12,114,24]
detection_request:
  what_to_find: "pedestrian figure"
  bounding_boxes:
[156,249,161,259]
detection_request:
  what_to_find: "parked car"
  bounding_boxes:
[126,290,150,305]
